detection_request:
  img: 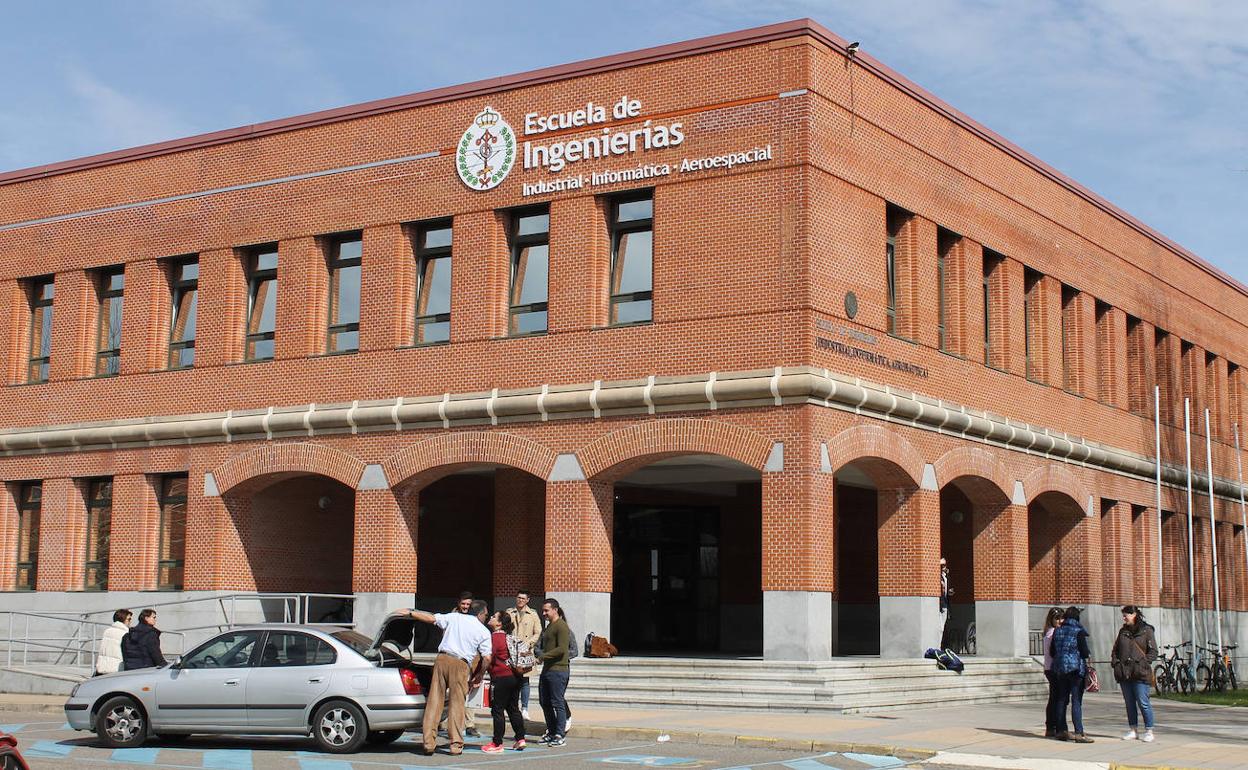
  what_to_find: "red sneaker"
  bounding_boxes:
[481,742,504,754]
[511,738,527,751]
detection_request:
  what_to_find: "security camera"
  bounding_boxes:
[846,41,860,56]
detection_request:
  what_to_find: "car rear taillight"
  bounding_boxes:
[400,667,422,696]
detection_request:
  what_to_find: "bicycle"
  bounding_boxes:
[1197,643,1238,692]
[1153,641,1193,695]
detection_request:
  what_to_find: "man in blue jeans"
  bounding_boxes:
[537,598,571,747]
[1050,606,1093,743]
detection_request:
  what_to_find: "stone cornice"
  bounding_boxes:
[0,366,1243,501]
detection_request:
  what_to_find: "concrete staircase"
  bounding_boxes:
[0,664,89,695]
[564,656,1047,713]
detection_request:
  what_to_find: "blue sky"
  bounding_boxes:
[2,1,1245,284]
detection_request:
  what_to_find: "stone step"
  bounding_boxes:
[567,675,1047,701]
[558,685,1046,714]
[566,662,1041,683]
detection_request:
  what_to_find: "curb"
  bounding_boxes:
[567,723,935,761]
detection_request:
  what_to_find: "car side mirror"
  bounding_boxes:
[169,656,182,669]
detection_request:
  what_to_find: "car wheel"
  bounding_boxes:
[312,701,367,754]
[95,695,147,748]
[366,729,404,745]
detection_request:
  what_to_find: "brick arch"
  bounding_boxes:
[213,442,368,495]
[578,418,773,481]
[934,447,1013,506]
[825,424,924,489]
[382,431,559,489]
[1024,464,1091,513]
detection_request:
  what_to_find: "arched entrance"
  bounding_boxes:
[609,455,763,656]
[222,473,355,594]
[1028,491,1088,605]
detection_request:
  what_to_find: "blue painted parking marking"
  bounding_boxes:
[202,749,255,770]
[841,754,903,768]
[26,739,76,757]
[111,748,163,764]
[297,759,352,770]
[593,757,707,766]
[0,724,26,733]
[782,759,839,770]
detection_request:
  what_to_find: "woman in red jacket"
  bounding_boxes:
[482,611,526,753]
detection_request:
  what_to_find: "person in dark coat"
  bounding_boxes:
[121,609,166,670]
[1110,605,1157,742]
[1050,605,1092,743]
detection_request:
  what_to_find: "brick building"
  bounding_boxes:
[1,19,1245,661]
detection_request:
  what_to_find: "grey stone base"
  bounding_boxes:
[880,595,939,658]
[975,600,1028,656]
[547,591,610,643]
[763,591,831,660]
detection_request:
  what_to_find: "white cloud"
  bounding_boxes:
[63,65,194,151]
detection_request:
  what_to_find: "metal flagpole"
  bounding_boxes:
[1184,399,1198,670]
[1155,386,1165,596]
[1236,424,1248,615]
[1204,409,1223,653]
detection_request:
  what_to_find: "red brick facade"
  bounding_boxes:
[1,21,1245,655]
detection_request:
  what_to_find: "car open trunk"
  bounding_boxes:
[367,612,435,691]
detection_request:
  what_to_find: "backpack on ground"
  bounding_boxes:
[506,634,536,674]
[567,626,579,659]
[585,632,619,658]
[935,648,964,673]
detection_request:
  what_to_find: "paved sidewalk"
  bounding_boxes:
[5,690,1246,769]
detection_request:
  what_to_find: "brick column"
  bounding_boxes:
[1183,343,1207,434]
[959,240,985,364]
[1205,356,1228,442]
[1064,289,1096,397]
[973,500,1029,656]
[0,280,25,385]
[107,475,161,591]
[352,486,419,593]
[36,478,86,591]
[1193,512,1213,609]
[1216,520,1236,613]
[186,475,254,591]
[360,224,413,352]
[492,469,545,603]
[197,248,246,367]
[877,486,941,657]
[277,237,327,359]
[1028,275,1062,386]
[548,196,608,333]
[545,478,612,637]
[1100,500,1135,606]
[1132,506,1162,608]
[451,210,508,343]
[1128,319,1156,417]
[1099,306,1129,408]
[761,469,833,660]
[0,484,18,591]
[1230,365,1246,438]
[894,214,937,346]
[997,257,1026,375]
[49,270,95,381]
[120,260,168,375]
[1159,510,1189,608]
[1156,332,1182,428]
[1233,525,1248,612]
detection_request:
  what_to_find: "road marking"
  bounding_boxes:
[923,753,1110,770]
[26,740,76,757]
[719,753,839,770]
[297,760,352,770]
[781,760,839,770]
[0,724,26,733]
[203,749,255,770]
[111,748,163,764]
[843,753,904,768]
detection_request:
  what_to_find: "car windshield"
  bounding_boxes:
[331,629,374,659]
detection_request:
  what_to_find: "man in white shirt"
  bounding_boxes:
[408,600,492,756]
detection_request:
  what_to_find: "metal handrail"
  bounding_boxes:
[0,592,353,670]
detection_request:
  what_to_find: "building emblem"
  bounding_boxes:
[456,106,516,190]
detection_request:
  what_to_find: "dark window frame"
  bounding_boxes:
[156,474,188,591]
[608,190,654,327]
[244,245,279,362]
[167,257,199,370]
[94,267,125,377]
[411,220,452,346]
[1023,267,1042,382]
[25,276,54,384]
[508,206,550,337]
[15,482,40,591]
[83,478,112,592]
[325,233,363,354]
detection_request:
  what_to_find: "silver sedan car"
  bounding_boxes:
[63,618,431,754]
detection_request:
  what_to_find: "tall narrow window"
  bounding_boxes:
[1156,329,1173,424]
[94,267,124,377]
[1061,284,1078,392]
[26,277,53,383]
[1230,363,1243,435]
[936,229,959,352]
[885,208,905,335]
[1095,299,1112,403]
[413,221,452,345]
[157,474,187,591]
[245,246,278,362]
[982,252,998,364]
[1205,351,1220,438]
[509,208,549,335]
[1126,314,1145,415]
[1023,268,1042,381]
[15,482,40,591]
[326,235,362,353]
[167,259,198,369]
[609,192,654,325]
[84,478,112,591]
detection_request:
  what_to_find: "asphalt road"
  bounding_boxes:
[0,708,984,770]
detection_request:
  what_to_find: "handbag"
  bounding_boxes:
[1085,666,1100,693]
[506,634,536,674]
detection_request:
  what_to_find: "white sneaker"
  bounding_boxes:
[521,708,530,720]
[564,716,572,732]
[1141,729,1154,743]
[1123,729,1138,740]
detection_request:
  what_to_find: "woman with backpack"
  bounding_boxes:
[1050,606,1093,743]
[1041,607,1064,738]
[482,611,527,753]
[1110,605,1157,742]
